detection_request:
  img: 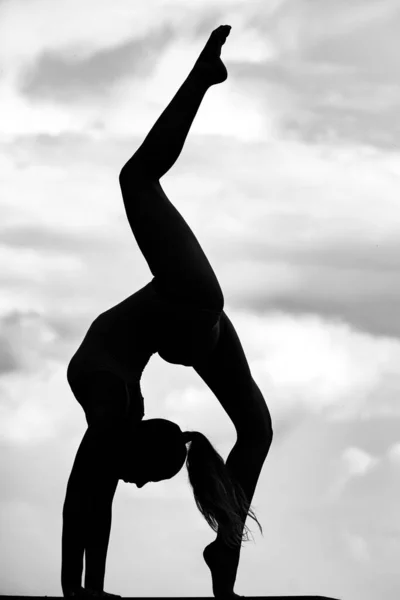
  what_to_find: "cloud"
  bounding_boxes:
[253,0,400,65]
[2,0,400,151]
[2,131,400,342]
[343,531,371,563]
[227,309,400,424]
[342,447,379,477]
[193,138,400,338]
[230,0,400,147]
[0,19,272,138]
[0,311,70,445]
[0,244,82,285]
[388,443,400,464]
[0,336,18,375]
[300,1,400,81]
[20,29,174,103]
[0,0,171,70]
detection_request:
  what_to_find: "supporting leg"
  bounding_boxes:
[192,312,274,596]
[204,435,272,597]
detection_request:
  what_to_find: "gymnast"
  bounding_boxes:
[61,25,273,599]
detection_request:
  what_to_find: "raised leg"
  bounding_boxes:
[119,26,231,310]
[120,25,231,182]
[193,311,273,596]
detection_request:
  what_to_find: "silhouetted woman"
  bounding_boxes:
[62,25,273,599]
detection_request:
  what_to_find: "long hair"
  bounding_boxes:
[184,430,263,549]
[140,418,263,550]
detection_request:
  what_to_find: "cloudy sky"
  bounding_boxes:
[0,0,399,598]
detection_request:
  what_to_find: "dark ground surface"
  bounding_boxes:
[0,596,340,600]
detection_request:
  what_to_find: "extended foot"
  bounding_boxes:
[193,25,232,85]
[203,540,242,598]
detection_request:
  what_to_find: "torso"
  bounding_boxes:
[67,281,160,418]
[67,279,222,416]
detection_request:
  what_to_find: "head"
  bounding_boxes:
[120,417,264,549]
[120,418,187,487]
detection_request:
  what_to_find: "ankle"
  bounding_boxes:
[186,66,214,90]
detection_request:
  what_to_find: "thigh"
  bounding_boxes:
[192,311,272,439]
[122,178,224,311]
[156,301,222,366]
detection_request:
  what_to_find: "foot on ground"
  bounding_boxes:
[203,540,242,598]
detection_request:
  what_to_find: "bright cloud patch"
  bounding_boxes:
[228,310,400,422]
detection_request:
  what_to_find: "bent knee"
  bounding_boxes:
[237,385,273,448]
[119,163,139,191]
[238,424,273,451]
[119,156,153,189]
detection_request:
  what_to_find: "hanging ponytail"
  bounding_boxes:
[182,431,194,444]
[182,429,263,549]
[133,419,263,550]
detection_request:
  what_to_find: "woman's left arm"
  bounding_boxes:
[84,474,119,592]
[62,424,122,596]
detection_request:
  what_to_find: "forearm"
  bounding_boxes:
[61,504,86,594]
[62,492,116,595]
[84,502,113,592]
